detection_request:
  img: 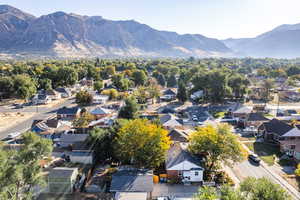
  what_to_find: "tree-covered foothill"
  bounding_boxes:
[115,119,171,168]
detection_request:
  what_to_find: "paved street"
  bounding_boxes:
[0,98,75,139]
[228,160,300,200]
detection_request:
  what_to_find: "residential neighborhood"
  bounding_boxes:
[2,58,300,200]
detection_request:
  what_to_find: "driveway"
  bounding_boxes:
[152,183,200,199]
[0,98,75,139]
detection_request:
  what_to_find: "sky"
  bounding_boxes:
[1,0,300,39]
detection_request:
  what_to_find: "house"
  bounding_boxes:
[93,94,109,104]
[31,119,63,139]
[88,117,116,128]
[56,87,72,98]
[90,107,113,119]
[110,168,153,200]
[56,134,88,148]
[161,88,177,101]
[57,107,81,120]
[190,90,203,101]
[69,151,94,164]
[280,127,300,160]
[232,106,252,119]
[166,143,204,183]
[168,129,193,142]
[32,94,52,105]
[44,89,61,100]
[160,114,183,129]
[48,167,79,194]
[258,118,293,143]
[245,112,269,128]
[80,77,94,87]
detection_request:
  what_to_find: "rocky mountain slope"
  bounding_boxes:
[223,23,300,58]
[0,5,231,58]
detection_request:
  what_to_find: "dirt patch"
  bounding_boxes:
[0,112,35,132]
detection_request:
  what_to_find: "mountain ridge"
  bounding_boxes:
[0,5,232,59]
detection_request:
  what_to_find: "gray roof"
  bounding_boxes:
[60,134,88,143]
[166,143,202,169]
[110,169,153,192]
[49,167,78,178]
[57,107,80,115]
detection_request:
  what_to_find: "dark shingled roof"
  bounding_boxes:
[110,169,153,192]
[166,143,202,169]
[57,107,80,115]
[259,118,293,136]
[247,112,268,122]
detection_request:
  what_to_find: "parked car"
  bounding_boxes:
[158,197,170,200]
[248,154,261,164]
[7,132,22,139]
[14,104,24,109]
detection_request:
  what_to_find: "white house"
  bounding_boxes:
[93,94,109,104]
[166,143,204,183]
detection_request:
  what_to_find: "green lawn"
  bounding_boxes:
[245,142,281,166]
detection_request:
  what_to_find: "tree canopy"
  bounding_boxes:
[115,119,171,168]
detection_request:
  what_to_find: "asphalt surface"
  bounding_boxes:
[0,98,75,140]
[230,160,300,200]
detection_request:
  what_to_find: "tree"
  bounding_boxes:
[167,74,177,87]
[101,89,119,100]
[132,70,147,86]
[38,78,52,90]
[177,81,188,103]
[0,132,52,199]
[13,74,37,100]
[193,186,218,200]
[73,111,95,128]
[0,76,14,98]
[240,177,292,200]
[94,80,104,93]
[228,74,249,98]
[189,124,243,173]
[115,119,171,168]
[118,96,139,119]
[87,127,115,162]
[112,74,130,91]
[262,79,275,101]
[75,90,93,105]
[156,73,166,87]
[57,66,78,86]
[295,164,300,177]
[193,178,291,200]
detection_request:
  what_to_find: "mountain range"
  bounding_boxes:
[0,4,300,59]
[0,5,231,59]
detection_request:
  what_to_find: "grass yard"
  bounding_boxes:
[245,142,281,166]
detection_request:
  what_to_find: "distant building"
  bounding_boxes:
[92,94,109,104]
[280,128,300,160]
[57,107,81,120]
[48,167,79,194]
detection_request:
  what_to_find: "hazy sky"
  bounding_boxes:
[1,0,300,39]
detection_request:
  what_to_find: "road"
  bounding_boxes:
[228,160,300,200]
[0,98,75,140]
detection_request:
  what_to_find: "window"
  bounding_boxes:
[291,145,296,150]
[195,171,199,176]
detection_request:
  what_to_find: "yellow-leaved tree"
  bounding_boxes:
[115,119,171,169]
[189,124,243,173]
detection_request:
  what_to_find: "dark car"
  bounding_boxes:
[248,154,261,164]
[14,104,24,109]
